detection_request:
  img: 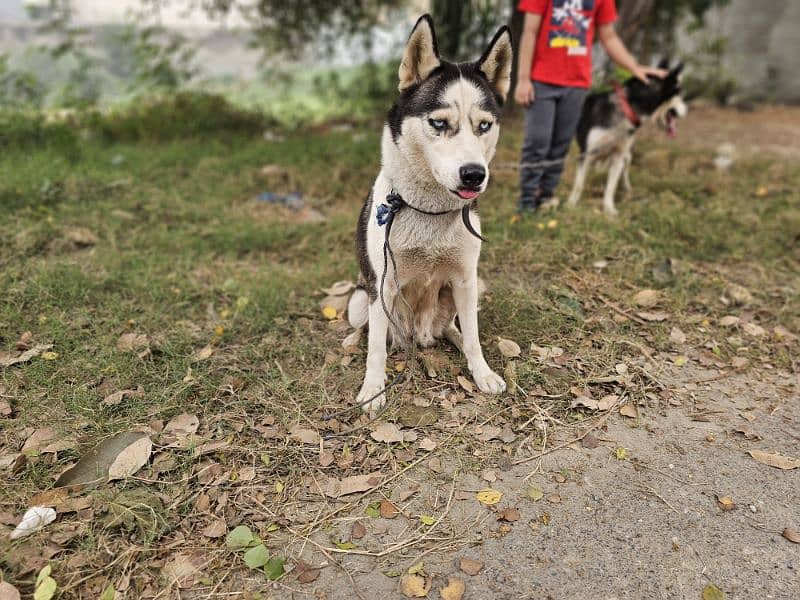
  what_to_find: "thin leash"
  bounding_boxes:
[322,190,484,435]
[492,127,634,173]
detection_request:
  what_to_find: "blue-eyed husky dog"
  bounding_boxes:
[347,15,513,413]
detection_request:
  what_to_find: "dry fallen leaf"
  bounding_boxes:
[191,345,214,362]
[742,322,766,337]
[597,394,619,411]
[320,280,355,296]
[351,521,366,540]
[582,433,600,449]
[319,450,334,467]
[669,327,687,344]
[0,581,21,600]
[116,333,149,353]
[288,426,319,445]
[164,413,199,439]
[457,376,474,394]
[476,488,503,506]
[632,289,660,308]
[526,486,544,501]
[620,404,639,419]
[781,528,800,544]
[716,495,736,511]
[107,435,153,480]
[399,573,429,598]
[727,283,752,305]
[418,437,436,452]
[719,315,740,327]
[162,552,205,589]
[497,337,521,358]
[0,344,53,368]
[380,499,399,519]
[498,507,520,522]
[459,557,483,576]
[21,428,60,454]
[440,577,465,600]
[55,431,152,486]
[10,506,56,539]
[295,560,321,584]
[530,344,565,362]
[747,450,800,470]
[101,387,144,408]
[636,311,670,322]
[201,518,227,538]
[370,422,404,444]
[702,583,725,600]
[318,472,382,498]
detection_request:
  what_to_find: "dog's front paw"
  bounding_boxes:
[356,380,386,414]
[472,368,506,394]
[603,206,619,218]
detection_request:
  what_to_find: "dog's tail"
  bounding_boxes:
[348,286,369,329]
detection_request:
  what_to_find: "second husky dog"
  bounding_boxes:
[347,15,513,413]
[567,60,687,216]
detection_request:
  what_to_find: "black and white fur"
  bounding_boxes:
[567,60,687,216]
[347,15,513,413]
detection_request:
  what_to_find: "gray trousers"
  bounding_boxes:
[519,81,587,206]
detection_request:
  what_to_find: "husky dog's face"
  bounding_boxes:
[628,60,687,137]
[387,16,513,201]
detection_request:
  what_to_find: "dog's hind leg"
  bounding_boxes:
[443,320,463,353]
[567,155,591,208]
[622,154,633,194]
[348,287,369,329]
[602,154,625,217]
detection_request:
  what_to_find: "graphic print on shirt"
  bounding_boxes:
[548,0,594,56]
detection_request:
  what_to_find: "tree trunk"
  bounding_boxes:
[431,0,466,59]
[615,0,656,57]
[508,0,524,103]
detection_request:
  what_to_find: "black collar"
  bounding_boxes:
[376,190,486,242]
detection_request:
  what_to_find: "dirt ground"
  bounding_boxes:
[288,366,799,600]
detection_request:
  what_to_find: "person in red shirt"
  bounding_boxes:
[514,0,665,211]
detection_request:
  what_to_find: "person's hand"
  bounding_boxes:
[631,65,668,84]
[514,79,535,107]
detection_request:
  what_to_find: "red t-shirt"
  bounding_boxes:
[518,0,617,88]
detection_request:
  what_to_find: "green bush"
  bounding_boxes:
[0,110,78,152]
[89,91,273,143]
[0,92,275,155]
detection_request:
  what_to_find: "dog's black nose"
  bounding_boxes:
[460,163,486,188]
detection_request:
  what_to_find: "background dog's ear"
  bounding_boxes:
[398,15,441,91]
[478,26,513,104]
[657,57,670,70]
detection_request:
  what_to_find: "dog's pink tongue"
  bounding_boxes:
[457,189,480,200]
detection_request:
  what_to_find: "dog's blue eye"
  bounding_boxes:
[429,119,447,131]
[478,121,492,134]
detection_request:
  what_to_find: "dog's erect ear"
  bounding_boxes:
[657,57,670,70]
[477,26,513,104]
[398,15,441,91]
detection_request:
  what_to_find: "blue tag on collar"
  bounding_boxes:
[376,203,391,226]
